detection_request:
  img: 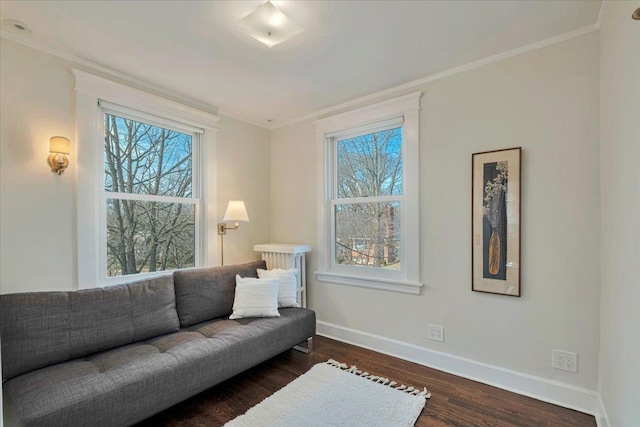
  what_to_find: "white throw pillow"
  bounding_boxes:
[229,275,280,320]
[257,268,300,308]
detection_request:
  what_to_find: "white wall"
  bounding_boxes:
[271,32,601,393]
[0,39,76,293]
[217,114,271,266]
[0,38,270,294]
[598,2,640,426]
[3,10,636,421]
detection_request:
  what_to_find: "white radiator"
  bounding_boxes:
[253,244,311,308]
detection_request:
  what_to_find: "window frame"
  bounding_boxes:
[315,92,423,295]
[99,106,202,285]
[330,121,404,279]
[74,70,219,289]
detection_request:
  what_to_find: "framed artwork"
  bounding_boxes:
[472,147,521,297]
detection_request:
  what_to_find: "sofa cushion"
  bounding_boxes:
[0,275,179,380]
[173,260,266,327]
[0,292,70,381]
[2,308,316,427]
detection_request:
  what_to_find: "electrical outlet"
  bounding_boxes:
[427,324,444,342]
[552,349,578,373]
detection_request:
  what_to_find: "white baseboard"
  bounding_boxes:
[595,395,611,427]
[317,320,599,416]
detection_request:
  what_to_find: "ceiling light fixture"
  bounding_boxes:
[633,7,640,20]
[236,1,304,48]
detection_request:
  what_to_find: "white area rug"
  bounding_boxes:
[224,359,430,427]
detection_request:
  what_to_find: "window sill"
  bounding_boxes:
[315,271,423,295]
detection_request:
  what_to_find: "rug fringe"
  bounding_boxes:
[325,359,431,398]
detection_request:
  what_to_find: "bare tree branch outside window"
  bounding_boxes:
[334,127,402,269]
[104,114,196,277]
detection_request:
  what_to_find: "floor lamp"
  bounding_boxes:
[218,200,250,265]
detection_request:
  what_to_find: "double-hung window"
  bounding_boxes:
[101,105,202,280]
[73,70,219,289]
[333,121,403,269]
[315,93,422,294]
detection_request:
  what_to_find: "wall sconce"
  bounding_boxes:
[48,136,70,175]
[218,200,250,265]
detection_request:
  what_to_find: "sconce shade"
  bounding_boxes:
[223,200,250,222]
[48,136,70,175]
[50,136,70,154]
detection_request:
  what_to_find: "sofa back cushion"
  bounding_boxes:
[0,275,179,380]
[173,260,266,327]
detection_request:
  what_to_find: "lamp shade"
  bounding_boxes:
[50,136,70,154]
[223,200,250,222]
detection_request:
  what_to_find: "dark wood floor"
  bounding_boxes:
[136,335,596,427]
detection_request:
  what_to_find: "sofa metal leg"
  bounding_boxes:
[293,337,313,354]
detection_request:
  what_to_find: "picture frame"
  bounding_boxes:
[472,147,522,297]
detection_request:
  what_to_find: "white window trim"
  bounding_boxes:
[99,107,202,286]
[73,69,219,289]
[314,92,423,295]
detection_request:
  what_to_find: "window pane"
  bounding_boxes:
[336,127,402,198]
[106,199,195,277]
[104,113,193,197]
[335,202,400,269]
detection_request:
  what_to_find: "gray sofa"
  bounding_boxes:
[1,260,316,427]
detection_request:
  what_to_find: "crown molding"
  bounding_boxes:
[271,18,602,129]
[218,108,271,129]
[0,29,222,122]
[596,0,607,30]
[2,2,604,132]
